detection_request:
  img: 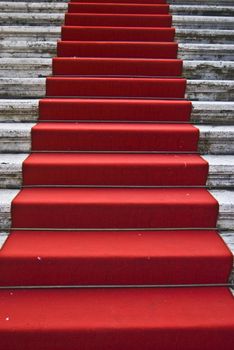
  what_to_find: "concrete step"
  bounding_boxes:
[0,188,233,232]
[1,58,234,80]
[1,13,234,30]
[0,26,233,44]
[1,41,233,61]
[0,100,233,125]
[0,77,233,101]
[0,2,234,16]
[0,153,233,189]
[0,122,233,155]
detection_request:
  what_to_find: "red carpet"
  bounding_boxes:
[0,288,233,350]
[1,0,234,347]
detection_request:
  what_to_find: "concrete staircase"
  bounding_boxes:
[0,0,233,284]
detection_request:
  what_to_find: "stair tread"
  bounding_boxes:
[11,187,218,229]
[0,230,231,285]
[52,57,183,76]
[61,26,175,42]
[23,153,207,186]
[0,287,233,350]
[31,123,198,152]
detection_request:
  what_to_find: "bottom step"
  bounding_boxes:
[0,287,233,350]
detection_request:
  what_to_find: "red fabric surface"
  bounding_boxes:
[0,288,234,350]
[65,13,172,27]
[39,99,191,121]
[23,153,208,186]
[61,26,175,42]
[11,188,218,229]
[69,0,168,3]
[57,41,178,58]
[52,58,182,76]
[46,77,186,98]
[68,3,169,14]
[0,230,231,285]
[31,123,199,151]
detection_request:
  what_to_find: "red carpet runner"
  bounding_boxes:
[0,0,234,348]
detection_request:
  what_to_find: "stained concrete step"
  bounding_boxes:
[0,100,233,125]
[0,2,234,16]
[0,188,233,232]
[1,13,234,30]
[1,58,234,80]
[0,123,233,155]
[0,77,233,101]
[0,153,233,189]
[1,41,233,61]
[0,26,233,44]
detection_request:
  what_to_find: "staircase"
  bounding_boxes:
[0,0,234,348]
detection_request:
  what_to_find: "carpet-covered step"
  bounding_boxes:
[1,77,233,101]
[22,153,208,186]
[52,58,183,77]
[1,100,233,124]
[3,58,233,80]
[1,189,232,231]
[1,3,233,16]
[31,123,198,152]
[11,187,218,229]
[1,123,234,155]
[1,154,233,189]
[61,26,175,42]
[65,14,172,28]
[39,99,191,122]
[1,27,233,44]
[46,77,186,98]
[2,13,234,30]
[57,41,178,59]
[0,230,231,286]
[0,288,233,350]
[1,42,233,61]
